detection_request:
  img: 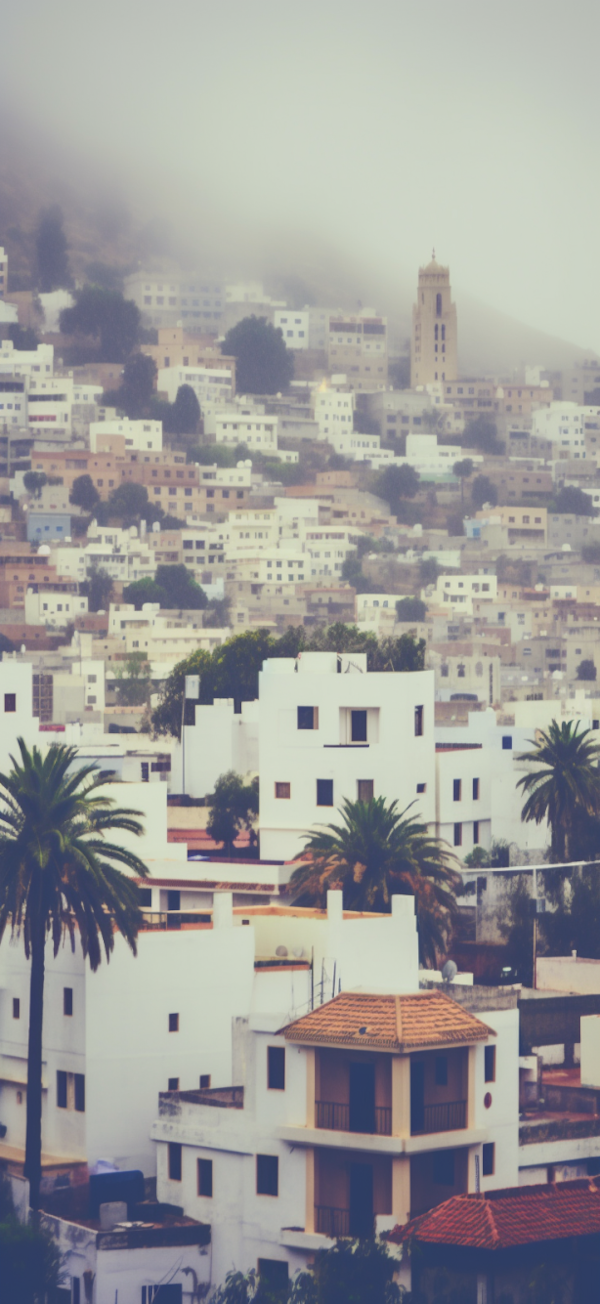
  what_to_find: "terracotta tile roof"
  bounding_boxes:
[387,1179,600,1250]
[281,990,494,1052]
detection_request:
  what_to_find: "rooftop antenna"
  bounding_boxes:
[432,247,436,260]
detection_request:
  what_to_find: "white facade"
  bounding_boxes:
[532,401,600,459]
[89,419,163,452]
[158,364,234,408]
[215,412,278,451]
[312,388,355,440]
[25,590,88,627]
[258,652,436,861]
[274,310,309,350]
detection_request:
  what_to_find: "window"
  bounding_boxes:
[502,736,512,750]
[351,709,367,742]
[57,1071,67,1109]
[414,705,424,736]
[167,890,180,911]
[256,1154,279,1196]
[4,694,16,712]
[275,782,291,799]
[74,1074,85,1112]
[168,1142,182,1181]
[453,823,462,847]
[268,1046,286,1090]
[258,1262,289,1292]
[63,987,73,1016]
[453,779,461,802]
[72,1278,81,1304]
[482,1142,495,1176]
[473,820,480,844]
[433,1149,455,1185]
[416,782,427,794]
[297,706,318,730]
[200,1074,211,1089]
[168,1078,179,1092]
[435,1056,448,1087]
[485,1045,496,1083]
[317,779,333,806]
[13,997,20,1019]
[357,779,374,802]
[138,887,152,907]
[473,777,480,800]
[198,1158,213,1197]
[169,1013,179,1032]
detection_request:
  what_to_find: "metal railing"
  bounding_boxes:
[315,1205,350,1238]
[140,911,212,930]
[315,1100,392,1135]
[411,1099,467,1135]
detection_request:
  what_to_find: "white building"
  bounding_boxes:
[312,386,355,441]
[0,339,54,377]
[24,590,89,628]
[274,310,309,350]
[152,892,519,1283]
[257,652,436,861]
[89,419,163,453]
[215,411,278,452]
[532,401,600,461]
[427,573,498,613]
[158,364,234,409]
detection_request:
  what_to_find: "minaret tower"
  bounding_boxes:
[410,251,458,387]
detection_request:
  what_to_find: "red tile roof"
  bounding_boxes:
[388,1179,600,1250]
[281,990,493,1052]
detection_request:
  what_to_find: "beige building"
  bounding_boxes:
[142,327,236,390]
[411,253,458,388]
[327,313,388,390]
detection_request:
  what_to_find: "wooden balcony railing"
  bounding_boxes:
[315,1205,350,1238]
[410,1098,467,1136]
[315,1100,392,1135]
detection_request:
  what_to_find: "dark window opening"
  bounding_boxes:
[74,1074,85,1112]
[200,1074,211,1089]
[482,1142,495,1176]
[258,1261,289,1293]
[485,1045,496,1082]
[435,1056,448,1087]
[351,709,367,742]
[357,779,374,802]
[57,1070,67,1109]
[169,1012,179,1032]
[268,1046,286,1090]
[12,997,20,1019]
[414,705,424,736]
[63,987,73,1017]
[138,887,152,906]
[297,706,317,730]
[317,779,333,806]
[168,1142,182,1181]
[4,693,16,712]
[433,1149,455,1185]
[473,777,480,800]
[256,1154,279,1196]
[167,890,180,911]
[454,822,462,847]
[168,1078,179,1092]
[198,1158,213,1196]
[453,779,461,802]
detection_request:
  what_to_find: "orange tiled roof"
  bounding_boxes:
[387,1179,600,1250]
[281,990,494,1052]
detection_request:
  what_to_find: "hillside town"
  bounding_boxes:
[3,229,600,1303]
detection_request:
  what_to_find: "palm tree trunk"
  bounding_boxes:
[24,914,46,1212]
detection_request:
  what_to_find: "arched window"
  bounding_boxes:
[436,293,442,317]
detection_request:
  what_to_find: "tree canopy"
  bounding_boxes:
[70,473,100,513]
[396,595,427,622]
[80,566,114,613]
[171,383,201,436]
[471,474,499,509]
[462,415,503,455]
[222,316,294,394]
[123,565,207,611]
[517,720,600,862]
[551,485,596,516]
[60,286,141,362]
[373,463,420,517]
[35,206,71,292]
[8,323,40,351]
[207,771,259,855]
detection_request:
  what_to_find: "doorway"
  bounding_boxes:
[349,1162,373,1238]
[349,1062,375,1133]
[410,1060,425,1134]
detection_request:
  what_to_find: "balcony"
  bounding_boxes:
[316,1100,392,1136]
[410,1099,467,1136]
[315,1205,350,1237]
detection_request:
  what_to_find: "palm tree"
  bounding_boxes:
[288,796,462,966]
[0,739,150,1211]
[517,720,600,862]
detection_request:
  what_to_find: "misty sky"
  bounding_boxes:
[4,0,600,352]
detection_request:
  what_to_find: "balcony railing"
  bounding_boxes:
[411,1099,467,1136]
[315,1100,392,1135]
[315,1205,350,1238]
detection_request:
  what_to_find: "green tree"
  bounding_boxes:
[172,384,201,437]
[35,207,71,292]
[155,564,207,610]
[340,554,377,593]
[60,287,141,363]
[8,324,40,351]
[69,474,100,513]
[577,659,597,681]
[463,845,491,868]
[123,577,167,609]
[222,316,294,394]
[353,411,380,435]
[453,458,474,502]
[419,556,439,587]
[388,357,410,389]
[582,541,600,564]
[289,797,461,966]
[23,472,47,499]
[0,741,149,1209]
[517,720,600,862]
[207,771,259,856]
[396,596,427,622]
[551,485,596,516]
[106,481,150,524]
[373,464,420,517]
[462,415,502,455]
[0,1175,62,1303]
[80,566,114,613]
[204,596,231,627]
[471,475,498,510]
[119,353,157,416]
[113,654,151,706]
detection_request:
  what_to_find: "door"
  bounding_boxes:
[349,1162,373,1238]
[349,1062,375,1133]
[410,1060,425,1134]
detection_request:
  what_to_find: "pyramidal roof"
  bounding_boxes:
[280,990,494,1053]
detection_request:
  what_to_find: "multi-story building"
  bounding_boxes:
[257,651,436,861]
[215,410,278,452]
[411,255,458,388]
[312,386,355,441]
[143,327,235,386]
[327,313,388,390]
[89,419,163,453]
[157,362,234,409]
[273,309,309,349]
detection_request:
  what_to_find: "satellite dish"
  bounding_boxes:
[292,947,305,959]
[442,960,458,983]
[275,945,289,957]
